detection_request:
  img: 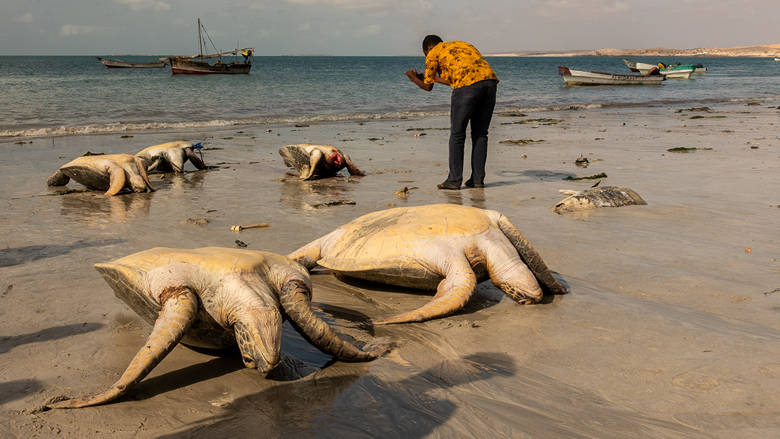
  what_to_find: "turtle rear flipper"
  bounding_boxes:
[49,288,197,409]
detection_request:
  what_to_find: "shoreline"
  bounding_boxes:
[2,95,778,141]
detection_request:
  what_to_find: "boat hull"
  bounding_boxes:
[97,57,167,68]
[558,66,664,86]
[170,58,251,75]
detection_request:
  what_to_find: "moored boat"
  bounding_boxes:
[658,63,695,79]
[558,66,665,86]
[170,18,253,75]
[97,57,167,68]
[623,58,658,75]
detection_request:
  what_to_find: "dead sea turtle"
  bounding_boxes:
[553,186,646,214]
[279,144,364,180]
[289,204,567,324]
[47,153,154,196]
[50,247,389,409]
[135,141,206,173]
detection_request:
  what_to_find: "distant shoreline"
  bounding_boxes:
[486,43,780,58]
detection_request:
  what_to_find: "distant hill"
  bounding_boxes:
[488,44,780,57]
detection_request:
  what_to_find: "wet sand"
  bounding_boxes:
[1,101,779,438]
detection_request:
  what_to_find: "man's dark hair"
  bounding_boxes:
[422,35,443,52]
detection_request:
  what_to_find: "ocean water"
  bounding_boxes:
[0,55,777,138]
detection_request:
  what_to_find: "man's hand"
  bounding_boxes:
[405,68,433,91]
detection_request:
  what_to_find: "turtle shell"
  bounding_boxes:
[553,186,646,214]
[59,154,136,190]
[318,204,499,287]
[94,247,303,350]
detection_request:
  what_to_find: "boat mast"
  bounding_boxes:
[197,18,203,59]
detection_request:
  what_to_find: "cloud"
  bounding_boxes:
[298,23,311,31]
[287,0,389,8]
[13,13,34,24]
[59,25,100,36]
[115,0,172,11]
[358,24,381,35]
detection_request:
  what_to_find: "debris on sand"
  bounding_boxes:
[235,239,248,248]
[667,147,713,153]
[676,107,711,113]
[690,115,726,119]
[405,127,448,131]
[49,188,91,196]
[394,186,418,199]
[575,156,589,168]
[763,288,780,296]
[413,133,427,137]
[304,199,357,210]
[120,135,133,138]
[563,172,607,181]
[499,139,545,145]
[497,112,527,117]
[553,186,646,214]
[14,140,31,144]
[230,223,269,232]
[182,217,210,226]
[82,151,105,156]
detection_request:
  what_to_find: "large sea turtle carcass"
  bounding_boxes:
[279,144,364,180]
[50,247,389,409]
[289,204,568,324]
[47,153,154,196]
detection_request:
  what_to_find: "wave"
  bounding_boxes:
[1,96,776,139]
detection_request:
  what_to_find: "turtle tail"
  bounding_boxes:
[497,215,568,294]
[278,279,391,361]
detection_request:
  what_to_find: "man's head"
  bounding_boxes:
[422,35,443,56]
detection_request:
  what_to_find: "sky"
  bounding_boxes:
[0,0,777,56]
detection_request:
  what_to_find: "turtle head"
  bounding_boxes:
[233,307,283,373]
[327,151,344,167]
[128,173,148,192]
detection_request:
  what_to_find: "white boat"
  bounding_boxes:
[775,58,780,62]
[660,68,694,79]
[623,58,658,75]
[558,66,665,86]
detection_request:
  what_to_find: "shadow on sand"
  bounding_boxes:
[0,239,124,268]
[0,379,44,405]
[0,323,104,354]
[159,352,515,439]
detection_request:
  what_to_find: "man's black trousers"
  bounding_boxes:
[446,79,497,186]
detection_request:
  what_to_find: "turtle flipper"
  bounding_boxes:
[104,164,127,196]
[134,156,155,192]
[287,239,323,271]
[373,254,476,325]
[343,153,365,176]
[185,147,207,170]
[279,279,390,361]
[47,170,70,186]
[302,149,323,180]
[50,288,198,409]
[497,215,568,294]
[479,237,542,304]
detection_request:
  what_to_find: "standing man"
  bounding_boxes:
[405,35,498,190]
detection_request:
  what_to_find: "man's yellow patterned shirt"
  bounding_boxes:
[423,41,498,89]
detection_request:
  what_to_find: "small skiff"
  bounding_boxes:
[558,66,665,86]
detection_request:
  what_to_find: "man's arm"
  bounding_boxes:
[405,69,433,91]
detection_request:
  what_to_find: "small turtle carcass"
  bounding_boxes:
[553,186,646,214]
[47,154,154,196]
[135,141,206,173]
[279,144,364,180]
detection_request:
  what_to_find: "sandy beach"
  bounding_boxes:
[1,101,779,438]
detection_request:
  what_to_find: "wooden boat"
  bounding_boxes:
[558,66,665,86]
[97,57,167,69]
[658,63,695,79]
[623,58,658,75]
[170,18,253,75]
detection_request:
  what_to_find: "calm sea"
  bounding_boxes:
[0,56,777,138]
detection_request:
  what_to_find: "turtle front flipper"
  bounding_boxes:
[104,164,127,196]
[185,147,207,170]
[134,156,155,192]
[47,170,70,186]
[50,287,198,409]
[373,253,477,325]
[279,279,390,361]
[478,236,542,304]
[343,153,365,176]
[497,215,568,294]
[302,149,323,180]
